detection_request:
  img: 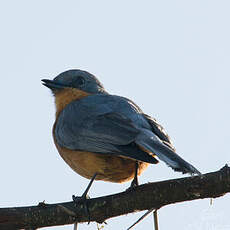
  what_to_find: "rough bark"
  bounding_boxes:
[1,165,230,230]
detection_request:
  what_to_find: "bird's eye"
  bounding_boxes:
[76,77,85,87]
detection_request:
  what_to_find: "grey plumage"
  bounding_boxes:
[55,93,201,175]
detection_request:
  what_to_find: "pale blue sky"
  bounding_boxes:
[0,1,230,229]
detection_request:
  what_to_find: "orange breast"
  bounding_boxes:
[54,88,90,117]
[54,138,149,183]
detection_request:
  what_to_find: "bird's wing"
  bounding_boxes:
[142,114,176,151]
[55,94,200,174]
[54,95,158,164]
[135,129,201,175]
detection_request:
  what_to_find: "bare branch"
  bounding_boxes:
[1,165,230,229]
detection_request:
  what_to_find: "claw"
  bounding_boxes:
[72,173,97,224]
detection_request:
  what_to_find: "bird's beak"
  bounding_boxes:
[41,79,67,90]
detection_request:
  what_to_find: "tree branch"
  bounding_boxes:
[1,165,230,229]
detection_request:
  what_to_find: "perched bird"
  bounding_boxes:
[42,69,200,188]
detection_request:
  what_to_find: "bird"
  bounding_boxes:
[42,69,201,189]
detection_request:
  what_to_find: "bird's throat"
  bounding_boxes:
[54,88,90,117]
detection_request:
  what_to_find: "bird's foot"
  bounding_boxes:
[130,176,139,188]
[72,173,97,224]
[126,176,139,192]
[72,194,91,223]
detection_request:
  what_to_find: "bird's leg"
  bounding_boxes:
[73,172,97,200]
[130,161,139,188]
[72,173,97,224]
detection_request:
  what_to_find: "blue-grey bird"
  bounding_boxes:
[42,69,201,187]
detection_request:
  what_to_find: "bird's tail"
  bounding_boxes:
[135,130,201,175]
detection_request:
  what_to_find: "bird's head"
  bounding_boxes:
[42,69,106,116]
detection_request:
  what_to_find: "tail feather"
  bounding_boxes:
[136,131,201,175]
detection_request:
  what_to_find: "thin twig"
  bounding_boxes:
[127,208,155,230]
[153,209,159,230]
[73,222,78,230]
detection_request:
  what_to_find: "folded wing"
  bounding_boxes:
[55,94,200,175]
